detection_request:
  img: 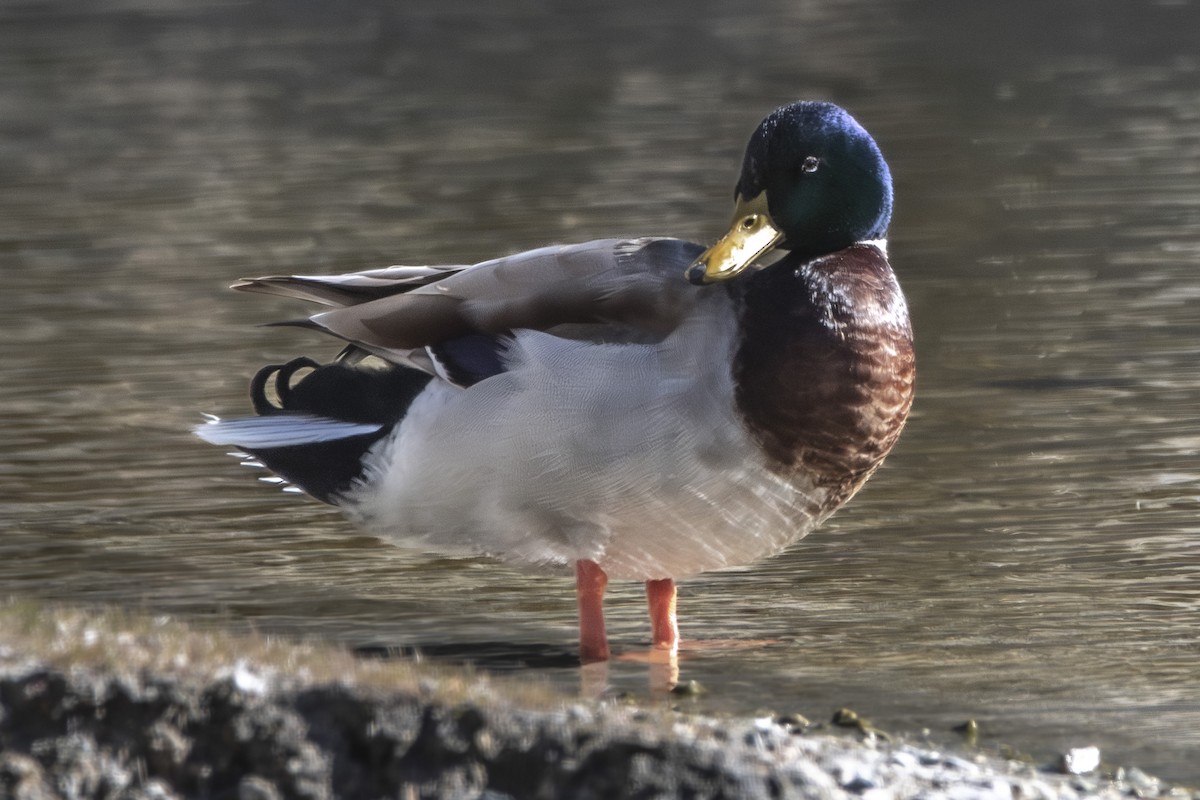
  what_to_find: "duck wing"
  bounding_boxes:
[236,238,703,356]
[232,264,469,306]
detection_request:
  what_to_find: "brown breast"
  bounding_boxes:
[732,244,915,509]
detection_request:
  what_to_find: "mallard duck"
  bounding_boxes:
[196,101,915,663]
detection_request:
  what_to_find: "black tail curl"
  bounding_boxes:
[243,358,433,504]
[250,357,432,425]
[251,357,321,416]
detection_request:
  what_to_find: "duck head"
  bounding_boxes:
[687,101,893,285]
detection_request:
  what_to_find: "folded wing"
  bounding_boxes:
[233,238,705,364]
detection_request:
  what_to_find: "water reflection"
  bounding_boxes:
[2,0,1200,783]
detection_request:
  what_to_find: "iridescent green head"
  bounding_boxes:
[688,101,893,285]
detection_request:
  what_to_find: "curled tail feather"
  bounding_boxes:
[196,359,432,504]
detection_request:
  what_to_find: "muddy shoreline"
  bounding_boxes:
[0,606,1192,799]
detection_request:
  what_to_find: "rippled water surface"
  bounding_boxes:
[3,0,1199,783]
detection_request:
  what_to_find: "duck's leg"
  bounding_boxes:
[575,559,610,663]
[645,577,678,653]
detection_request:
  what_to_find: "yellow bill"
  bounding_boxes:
[686,192,785,285]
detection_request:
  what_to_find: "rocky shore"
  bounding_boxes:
[0,605,1193,800]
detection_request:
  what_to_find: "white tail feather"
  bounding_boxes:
[194,414,383,448]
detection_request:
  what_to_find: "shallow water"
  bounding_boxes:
[3,0,1199,783]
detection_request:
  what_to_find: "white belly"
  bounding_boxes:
[344,293,826,580]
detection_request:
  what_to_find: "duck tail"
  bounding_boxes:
[195,358,432,504]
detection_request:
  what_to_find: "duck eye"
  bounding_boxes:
[741,215,757,230]
[801,156,820,173]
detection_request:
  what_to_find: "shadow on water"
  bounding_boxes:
[354,642,582,672]
[2,0,1200,784]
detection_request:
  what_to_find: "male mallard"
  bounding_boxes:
[196,101,915,663]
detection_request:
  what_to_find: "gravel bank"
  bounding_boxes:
[0,605,1192,800]
[1,656,1192,800]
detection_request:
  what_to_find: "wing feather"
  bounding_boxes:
[232,264,470,306]
[297,238,704,351]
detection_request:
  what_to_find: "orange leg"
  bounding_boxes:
[645,577,678,652]
[575,559,610,663]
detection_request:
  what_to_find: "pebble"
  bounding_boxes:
[1126,767,1161,796]
[1059,745,1101,775]
[943,754,981,773]
[223,660,268,696]
[835,758,880,792]
[670,679,704,697]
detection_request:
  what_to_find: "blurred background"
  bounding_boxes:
[2,0,1199,782]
